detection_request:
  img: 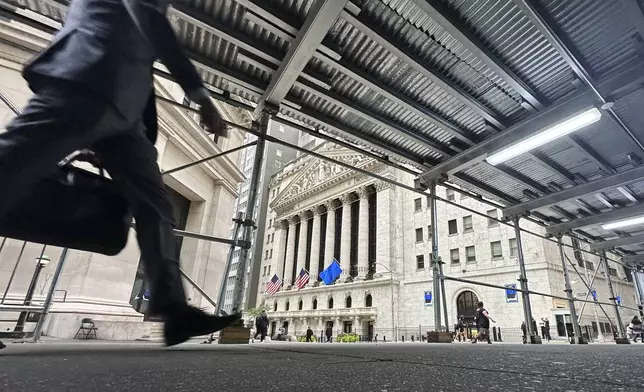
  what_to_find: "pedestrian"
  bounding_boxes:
[521,321,527,344]
[473,301,495,344]
[0,0,239,347]
[627,316,643,342]
[542,317,551,341]
[253,310,269,343]
[456,315,467,342]
[326,325,333,343]
[306,326,314,342]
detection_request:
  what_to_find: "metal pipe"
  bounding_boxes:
[161,142,257,176]
[564,253,614,329]
[557,236,584,343]
[1,241,27,304]
[375,262,396,342]
[215,212,244,316]
[33,248,69,342]
[632,270,644,317]
[439,260,449,333]
[179,267,218,309]
[231,111,269,312]
[14,245,47,332]
[576,254,602,322]
[429,182,441,331]
[514,217,536,340]
[600,250,627,340]
[173,228,247,247]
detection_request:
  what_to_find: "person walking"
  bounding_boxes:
[306,326,314,342]
[253,310,269,343]
[325,325,333,343]
[473,301,495,344]
[0,0,239,347]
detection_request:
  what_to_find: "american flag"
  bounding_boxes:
[294,268,310,290]
[265,274,282,296]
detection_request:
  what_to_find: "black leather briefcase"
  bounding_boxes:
[0,157,132,256]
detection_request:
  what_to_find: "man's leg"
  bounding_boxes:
[0,81,118,217]
[92,128,238,345]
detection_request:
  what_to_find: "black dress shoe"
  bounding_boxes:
[0,341,6,350]
[163,306,241,347]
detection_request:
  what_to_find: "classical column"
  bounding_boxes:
[339,194,353,279]
[375,181,395,275]
[274,220,289,283]
[296,211,311,281]
[357,187,370,280]
[324,200,336,268]
[283,215,299,287]
[309,206,324,284]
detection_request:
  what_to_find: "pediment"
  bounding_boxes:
[270,143,377,211]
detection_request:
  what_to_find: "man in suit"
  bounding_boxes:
[0,0,240,346]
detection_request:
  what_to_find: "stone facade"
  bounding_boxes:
[0,20,244,339]
[254,141,640,340]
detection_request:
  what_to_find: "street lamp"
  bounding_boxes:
[14,255,51,333]
[374,262,396,342]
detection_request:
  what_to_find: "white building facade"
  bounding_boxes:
[255,142,640,341]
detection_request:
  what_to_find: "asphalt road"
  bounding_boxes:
[1,341,643,391]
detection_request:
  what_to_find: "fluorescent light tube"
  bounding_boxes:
[602,215,644,230]
[487,108,602,166]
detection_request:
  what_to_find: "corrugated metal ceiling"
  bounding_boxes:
[5,0,644,259]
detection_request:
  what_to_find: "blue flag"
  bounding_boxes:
[319,259,343,285]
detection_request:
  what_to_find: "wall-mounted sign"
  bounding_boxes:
[424,291,432,306]
[505,284,518,303]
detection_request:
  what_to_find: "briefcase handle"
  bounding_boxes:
[58,149,106,182]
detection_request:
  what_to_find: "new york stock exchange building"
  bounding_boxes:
[253,142,640,342]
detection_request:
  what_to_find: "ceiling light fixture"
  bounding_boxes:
[486,108,602,166]
[602,215,644,230]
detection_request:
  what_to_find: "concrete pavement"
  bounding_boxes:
[1,340,643,391]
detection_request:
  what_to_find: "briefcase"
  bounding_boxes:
[0,159,132,256]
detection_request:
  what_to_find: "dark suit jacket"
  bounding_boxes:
[22,0,205,144]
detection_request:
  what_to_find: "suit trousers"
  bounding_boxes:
[0,79,186,316]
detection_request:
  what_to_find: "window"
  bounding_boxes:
[463,215,473,232]
[263,266,266,276]
[414,198,422,212]
[285,301,290,311]
[269,219,272,228]
[275,161,282,169]
[448,219,458,235]
[265,250,269,259]
[427,225,433,241]
[586,261,594,270]
[312,298,318,310]
[466,246,476,263]
[509,239,518,257]
[328,297,334,309]
[279,125,285,132]
[298,300,303,310]
[491,241,503,258]
[450,248,460,265]
[267,235,270,244]
[268,265,271,275]
[415,228,424,242]
[269,249,273,259]
[346,296,352,308]
[487,209,498,227]
[276,149,283,157]
[271,233,275,243]
[365,294,373,307]
[447,189,455,201]
[609,267,618,277]
[416,255,425,269]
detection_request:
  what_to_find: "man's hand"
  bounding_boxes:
[197,97,229,138]
[74,149,101,167]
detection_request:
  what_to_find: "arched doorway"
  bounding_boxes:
[456,291,479,323]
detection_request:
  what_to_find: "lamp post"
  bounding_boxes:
[14,255,50,333]
[375,262,396,342]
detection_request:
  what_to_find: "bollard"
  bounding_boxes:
[498,328,503,342]
[493,326,498,342]
[402,335,405,342]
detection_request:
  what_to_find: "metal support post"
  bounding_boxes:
[230,111,269,312]
[32,248,69,342]
[556,236,585,344]
[633,270,644,317]
[1,241,27,303]
[14,245,47,333]
[600,250,629,344]
[439,258,449,333]
[577,254,605,342]
[215,212,245,316]
[429,182,441,331]
[161,142,257,176]
[514,217,540,343]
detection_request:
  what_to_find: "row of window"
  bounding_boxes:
[415,239,519,269]
[266,232,275,244]
[414,212,500,243]
[274,294,373,311]
[262,264,272,277]
[413,190,468,212]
